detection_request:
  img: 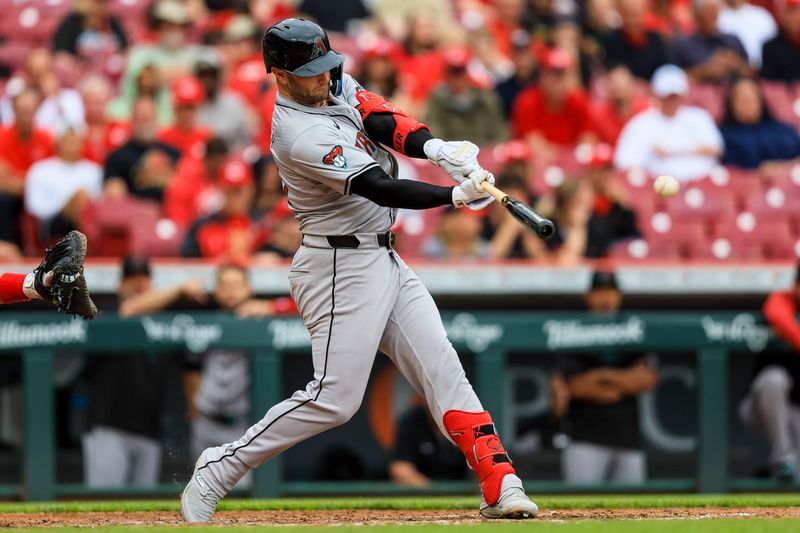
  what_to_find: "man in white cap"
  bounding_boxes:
[613,64,723,182]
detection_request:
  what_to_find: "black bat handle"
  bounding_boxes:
[502,196,556,240]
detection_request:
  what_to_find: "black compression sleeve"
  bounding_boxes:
[349,166,453,209]
[362,113,434,159]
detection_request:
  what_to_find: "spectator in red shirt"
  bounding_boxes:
[486,0,526,59]
[79,74,131,164]
[511,49,595,157]
[220,15,266,110]
[181,160,268,260]
[740,264,800,480]
[159,77,213,160]
[591,65,650,146]
[399,14,446,103]
[0,88,54,248]
[165,137,230,230]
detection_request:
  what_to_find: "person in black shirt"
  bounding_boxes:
[495,30,538,118]
[389,398,468,487]
[558,271,658,484]
[53,0,127,67]
[103,97,180,202]
[81,257,172,487]
[603,0,671,80]
[760,0,800,83]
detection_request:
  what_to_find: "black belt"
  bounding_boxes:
[325,231,396,249]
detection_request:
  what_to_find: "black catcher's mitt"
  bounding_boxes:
[33,231,98,320]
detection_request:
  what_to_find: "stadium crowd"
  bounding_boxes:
[0,0,798,264]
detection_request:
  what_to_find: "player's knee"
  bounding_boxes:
[754,366,792,395]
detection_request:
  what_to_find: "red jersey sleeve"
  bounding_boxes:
[763,291,800,352]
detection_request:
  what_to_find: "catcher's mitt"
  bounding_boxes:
[33,231,98,320]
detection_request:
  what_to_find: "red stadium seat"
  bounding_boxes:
[761,81,798,127]
[686,83,724,122]
[665,184,736,237]
[642,212,709,259]
[743,185,800,222]
[717,213,798,259]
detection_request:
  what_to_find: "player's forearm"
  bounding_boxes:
[388,460,431,487]
[119,286,183,318]
[350,166,453,209]
[362,112,434,159]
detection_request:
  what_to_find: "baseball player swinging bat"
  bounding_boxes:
[479,181,555,240]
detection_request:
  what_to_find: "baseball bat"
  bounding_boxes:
[479,182,556,240]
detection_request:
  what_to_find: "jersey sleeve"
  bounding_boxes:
[289,124,381,195]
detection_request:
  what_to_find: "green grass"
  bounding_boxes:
[8,521,800,533]
[1,493,800,513]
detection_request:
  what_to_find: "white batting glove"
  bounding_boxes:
[452,169,495,210]
[424,138,485,184]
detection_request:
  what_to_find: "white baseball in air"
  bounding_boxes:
[654,175,680,198]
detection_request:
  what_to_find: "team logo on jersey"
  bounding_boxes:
[311,37,327,59]
[322,145,347,169]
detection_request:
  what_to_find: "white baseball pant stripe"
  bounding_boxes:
[196,243,482,494]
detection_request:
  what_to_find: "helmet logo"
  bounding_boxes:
[311,37,327,59]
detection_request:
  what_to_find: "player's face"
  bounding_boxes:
[215,268,252,311]
[278,70,330,107]
[585,287,622,314]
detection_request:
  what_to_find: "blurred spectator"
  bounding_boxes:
[103,97,181,201]
[356,36,410,109]
[82,257,175,488]
[399,14,447,103]
[559,270,658,485]
[158,77,213,159]
[253,155,283,212]
[220,15,267,109]
[0,88,53,249]
[485,0,527,59]
[79,74,131,164]
[615,65,724,182]
[372,1,462,44]
[0,50,85,135]
[603,0,671,81]
[257,203,302,263]
[582,145,641,257]
[52,0,128,73]
[298,0,370,33]
[467,25,516,86]
[25,126,102,243]
[760,0,800,83]
[718,0,777,68]
[483,171,550,259]
[672,0,751,83]
[422,207,490,260]
[536,180,594,261]
[552,18,592,88]
[425,47,508,145]
[648,0,696,38]
[195,55,255,151]
[124,0,204,89]
[495,30,538,118]
[590,65,650,146]
[388,396,467,487]
[108,60,174,126]
[719,77,800,169]
[512,49,594,156]
[166,137,229,230]
[182,160,269,260]
[581,0,618,59]
[740,264,800,480]
[182,264,284,462]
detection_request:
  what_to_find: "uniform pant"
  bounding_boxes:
[196,244,482,495]
[82,426,161,487]
[739,366,800,466]
[190,414,252,488]
[563,442,646,484]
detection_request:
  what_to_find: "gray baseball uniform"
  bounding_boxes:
[193,74,483,495]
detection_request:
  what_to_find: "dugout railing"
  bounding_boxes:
[0,311,795,501]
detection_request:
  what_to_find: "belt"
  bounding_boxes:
[302,231,396,250]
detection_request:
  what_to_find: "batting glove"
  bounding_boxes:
[424,138,490,185]
[452,169,495,210]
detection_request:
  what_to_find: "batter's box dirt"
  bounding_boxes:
[2,507,800,527]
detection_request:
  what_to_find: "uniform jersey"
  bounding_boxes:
[270,74,399,235]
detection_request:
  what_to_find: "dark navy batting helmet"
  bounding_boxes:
[262,18,345,96]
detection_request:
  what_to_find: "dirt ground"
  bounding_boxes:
[2,507,800,527]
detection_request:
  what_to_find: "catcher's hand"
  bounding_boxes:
[33,231,98,320]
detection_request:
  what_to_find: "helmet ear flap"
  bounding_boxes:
[330,64,343,96]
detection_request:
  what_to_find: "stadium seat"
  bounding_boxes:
[716,213,797,259]
[665,184,736,236]
[743,185,800,224]
[761,81,798,127]
[686,83,724,121]
[641,212,709,259]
